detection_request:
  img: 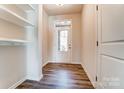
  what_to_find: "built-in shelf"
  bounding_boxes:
[16,4,35,11]
[0,38,31,45]
[0,5,34,27]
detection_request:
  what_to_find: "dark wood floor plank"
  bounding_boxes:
[17,63,94,89]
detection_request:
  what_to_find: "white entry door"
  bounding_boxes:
[54,21,72,63]
[98,5,124,88]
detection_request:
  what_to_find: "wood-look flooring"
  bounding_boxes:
[17,63,94,89]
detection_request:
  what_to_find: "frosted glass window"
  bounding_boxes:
[58,30,68,52]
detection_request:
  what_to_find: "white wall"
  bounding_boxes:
[26,5,42,81]
[0,46,27,89]
[48,13,81,64]
[41,7,49,66]
[81,5,97,87]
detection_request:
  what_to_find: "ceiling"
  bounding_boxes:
[43,4,83,16]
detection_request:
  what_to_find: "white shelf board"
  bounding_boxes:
[0,38,31,43]
[0,5,34,27]
[16,4,35,11]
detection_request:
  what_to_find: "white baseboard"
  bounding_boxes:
[26,74,43,81]
[8,77,26,89]
[47,61,81,64]
[8,74,43,89]
[47,61,68,63]
[71,61,81,64]
[42,61,49,67]
[38,74,43,81]
[81,63,96,88]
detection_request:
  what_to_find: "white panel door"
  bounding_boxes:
[98,5,124,88]
[54,26,72,63]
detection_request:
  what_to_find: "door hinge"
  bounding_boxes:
[96,5,98,11]
[95,76,98,81]
[97,41,99,46]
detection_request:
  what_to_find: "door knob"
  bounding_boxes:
[68,45,71,49]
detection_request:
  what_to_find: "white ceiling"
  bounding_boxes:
[43,4,83,16]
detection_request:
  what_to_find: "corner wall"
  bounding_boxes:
[25,5,42,81]
[81,5,97,87]
[41,7,49,67]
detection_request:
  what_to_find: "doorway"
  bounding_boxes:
[54,20,72,63]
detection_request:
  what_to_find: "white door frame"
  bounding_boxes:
[94,4,100,88]
[97,4,104,88]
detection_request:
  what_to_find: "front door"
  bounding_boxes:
[54,20,72,63]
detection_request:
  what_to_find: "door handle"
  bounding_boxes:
[68,44,71,49]
[69,47,71,49]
